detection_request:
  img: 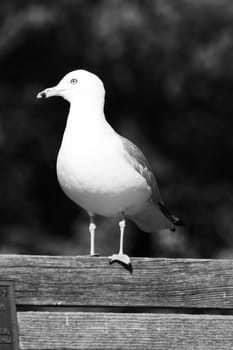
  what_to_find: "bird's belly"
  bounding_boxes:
[56,147,151,217]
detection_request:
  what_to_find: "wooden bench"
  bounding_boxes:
[1,255,233,349]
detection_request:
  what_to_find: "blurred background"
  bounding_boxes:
[1,0,233,259]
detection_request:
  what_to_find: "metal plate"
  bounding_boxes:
[0,282,19,350]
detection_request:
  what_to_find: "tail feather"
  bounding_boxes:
[158,201,184,227]
[129,201,175,233]
[171,215,185,226]
[129,201,184,233]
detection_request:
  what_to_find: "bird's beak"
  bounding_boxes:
[37,86,63,99]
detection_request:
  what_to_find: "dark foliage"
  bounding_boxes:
[1,0,233,258]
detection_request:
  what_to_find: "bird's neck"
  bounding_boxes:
[69,93,105,120]
[64,94,111,138]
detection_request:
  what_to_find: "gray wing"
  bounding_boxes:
[120,136,183,228]
[120,136,162,202]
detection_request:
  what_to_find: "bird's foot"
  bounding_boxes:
[109,254,132,268]
[90,253,100,257]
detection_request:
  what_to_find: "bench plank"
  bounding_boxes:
[18,311,233,350]
[0,255,233,308]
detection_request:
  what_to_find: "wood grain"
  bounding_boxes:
[0,255,233,308]
[18,311,233,350]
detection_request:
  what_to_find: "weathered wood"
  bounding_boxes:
[18,311,233,350]
[0,255,233,308]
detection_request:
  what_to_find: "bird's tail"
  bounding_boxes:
[158,201,184,229]
[129,200,184,233]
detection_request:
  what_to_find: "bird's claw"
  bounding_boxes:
[109,254,132,267]
[90,253,100,257]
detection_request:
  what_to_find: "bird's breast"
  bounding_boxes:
[56,133,151,216]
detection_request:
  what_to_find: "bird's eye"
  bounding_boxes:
[70,78,78,84]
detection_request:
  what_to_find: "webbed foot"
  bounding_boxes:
[109,254,132,271]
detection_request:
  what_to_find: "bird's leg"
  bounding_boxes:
[118,219,125,255]
[89,215,99,257]
[109,217,131,267]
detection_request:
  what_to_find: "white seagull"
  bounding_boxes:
[37,70,183,267]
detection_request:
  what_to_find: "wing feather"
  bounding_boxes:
[120,136,162,202]
[120,136,184,229]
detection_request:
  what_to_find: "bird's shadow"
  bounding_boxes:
[109,260,133,274]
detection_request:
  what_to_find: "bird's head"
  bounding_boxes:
[37,70,105,103]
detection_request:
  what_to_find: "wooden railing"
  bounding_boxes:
[1,255,233,349]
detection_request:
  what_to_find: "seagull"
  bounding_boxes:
[37,69,183,267]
